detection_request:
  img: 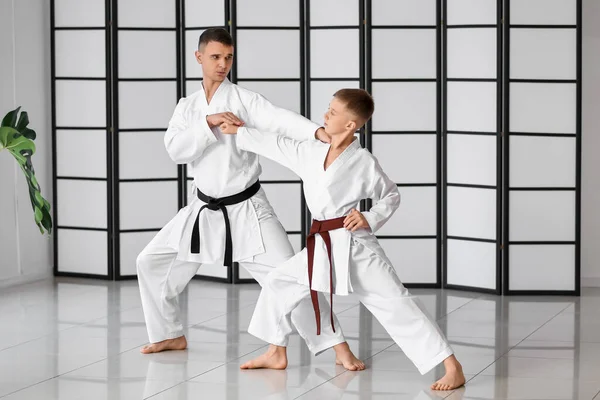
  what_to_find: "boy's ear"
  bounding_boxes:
[347,120,357,132]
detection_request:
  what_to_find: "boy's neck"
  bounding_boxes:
[330,133,356,151]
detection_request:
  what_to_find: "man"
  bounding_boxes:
[136,28,363,370]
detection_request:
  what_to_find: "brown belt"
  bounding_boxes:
[306,216,346,335]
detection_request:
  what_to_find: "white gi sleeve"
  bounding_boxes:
[362,158,401,233]
[164,98,218,164]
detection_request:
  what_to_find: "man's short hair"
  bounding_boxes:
[198,28,234,49]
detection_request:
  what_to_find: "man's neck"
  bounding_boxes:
[202,78,224,104]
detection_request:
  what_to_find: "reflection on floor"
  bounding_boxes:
[0,278,599,399]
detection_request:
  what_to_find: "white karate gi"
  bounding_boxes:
[137,79,345,354]
[236,128,454,374]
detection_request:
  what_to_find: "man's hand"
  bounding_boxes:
[343,209,370,232]
[219,122,239,135]
[315,127,331,144]
[207,112,244,128]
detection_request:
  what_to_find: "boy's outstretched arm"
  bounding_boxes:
[220,123,308,179]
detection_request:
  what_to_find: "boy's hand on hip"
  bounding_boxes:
[207,112,244,128]
[219,122,239,135]
[344,209,370,232]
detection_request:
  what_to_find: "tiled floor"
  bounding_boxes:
[0,278,599,399]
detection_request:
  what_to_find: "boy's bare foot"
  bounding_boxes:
[240,345,288,370]
[333,342,365,371]
[140,336,187,354]
[431,355,465,391]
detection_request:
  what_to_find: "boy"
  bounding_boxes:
[219,89,465,391]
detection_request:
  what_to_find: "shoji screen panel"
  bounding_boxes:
[52,0,111,278]
[233,0,305,283]
[504,0,581,294]
[182,1,230,282]
[114,0,181,279]
[367,0,441,287]
[443,0,502,294]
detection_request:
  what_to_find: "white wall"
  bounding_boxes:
[0,0,52,288]
[581,0,600,287]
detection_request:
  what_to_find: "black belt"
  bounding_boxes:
[190,181,261,267]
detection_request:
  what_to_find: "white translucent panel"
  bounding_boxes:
[372,0,436,25]
[310,81,360,121]
[510,0,576,25]
[237,81,301,114]
[511,29,576,80]
[119,232,157,276]
[447,134,497,186]
[185,30,204,79]
[55,31,105,78]
[197,264,228,279]
[56,130,106,178]
[119,31,177,78]
[379,239,437,284]
[56,80,106,127]
[288,233,302,253]
[510,83,576,134]
[372,30,436,79]
[372,82,437,131]
[54,0,105,27]
[447,186,497,239]
[446,0,497,25]
[447,82,497,132]
[119,81,177,129]
[237,0,299,26]
[185,0,225,27]
[259,156,299,181]
[447,239,497,289]
[372,135,437,184]
[118,0,175,28]
[311,30,359,78]
[237,30,300,79]
[120,182,178,230]
[510,136,576,188]
[377,187,437,236]
[310,0,359,26]
[57,180,107,228]
[57,229,107,275]
[119,131,177,179]
[509,191,575,241]
[261,183,301,232]
[447,28,497,79]
[509,245,575,291]
[186,80,204,96]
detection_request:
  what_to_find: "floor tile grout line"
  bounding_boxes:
[440,301,577,397]
[143,344,272,399]
[291,344,398,399]
[593,387,600,400]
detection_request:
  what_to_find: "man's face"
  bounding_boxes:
[195,41,234,82]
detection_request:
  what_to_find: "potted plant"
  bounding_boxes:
[0,107,52,234]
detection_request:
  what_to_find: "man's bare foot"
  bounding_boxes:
[431,355,465,391]
[333,342,365,371]
[240,345,288,370]
[140,336,187,354]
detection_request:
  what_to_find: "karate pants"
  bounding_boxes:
[248,241,454,375]
[136,213,346,355]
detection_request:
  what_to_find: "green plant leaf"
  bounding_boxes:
[1,107,52,235]
[16,111,29,131]
[1,107,21,128]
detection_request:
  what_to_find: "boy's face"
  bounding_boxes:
[195,41,234,82]
[323,97,358,136]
